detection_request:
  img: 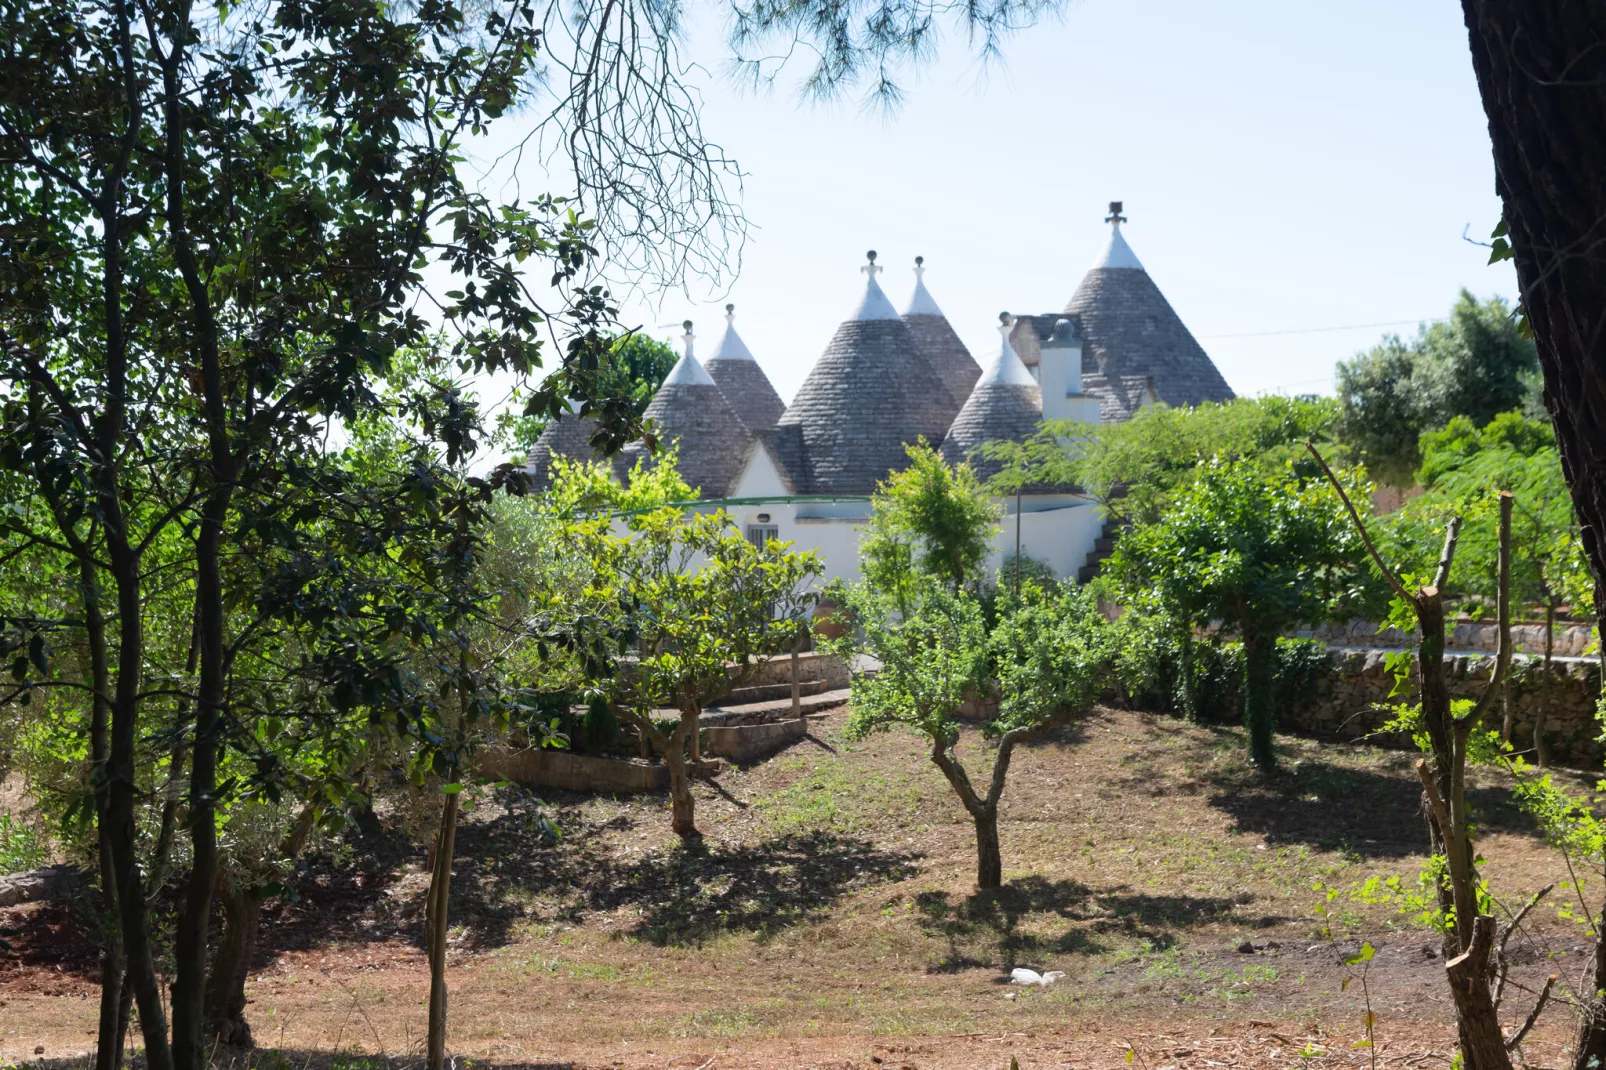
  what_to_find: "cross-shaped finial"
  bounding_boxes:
[1105,200,1127,227]
[913,255,926,283]
[861,249,882,279]
[681,319,695,358]
[724,303,735,324]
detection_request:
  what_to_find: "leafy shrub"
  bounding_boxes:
[1107,625,1330,723]
[0,811,47,873]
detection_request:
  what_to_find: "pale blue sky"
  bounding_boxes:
[481,0,1516,409]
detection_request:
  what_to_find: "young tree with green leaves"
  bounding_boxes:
[861,442,1000,596]
[1311,445,1522,1070]
[545,447,696,517]
[826,575,1107,890]
[1108,459,1366,770]
[826,447,1105,888]
[570,508,821,839]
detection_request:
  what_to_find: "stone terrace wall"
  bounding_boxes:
[1283,649,1603,766]
[1298,619,1596,659]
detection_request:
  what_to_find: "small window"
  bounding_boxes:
[746,524,779,550]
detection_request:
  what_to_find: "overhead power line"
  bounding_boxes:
[1201,317,1444,340]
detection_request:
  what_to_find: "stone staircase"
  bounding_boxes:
[1077,517,1123,584]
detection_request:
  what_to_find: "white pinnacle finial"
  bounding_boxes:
[681,319,695,360]
[976,311,1035,387]
[913,255,925,283]
[861,249,883,279]
[724,303,735,325]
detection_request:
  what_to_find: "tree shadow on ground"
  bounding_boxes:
[449,812,921,949]
[912,875,1267,974]
[29,1053,585,1070]
[1202,757,1538,860]
[257,820,416,956]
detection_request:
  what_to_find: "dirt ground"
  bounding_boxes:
[1,706,1597,1069]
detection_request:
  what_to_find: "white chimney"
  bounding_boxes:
[1038,318,1101,424]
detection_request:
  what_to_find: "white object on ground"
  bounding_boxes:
[1010,968,1064,986]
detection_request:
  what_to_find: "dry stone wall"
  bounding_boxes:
[1297,619,1596,658]
[1282,649,1603,766]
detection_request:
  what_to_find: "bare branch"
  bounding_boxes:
[1416,758,1452,842]
[1433,516,1463,592]
[1505,973,1557,1051]
[1469,492,1514,725]
[1306,441,1410,601]
[1494,883,1554,1011]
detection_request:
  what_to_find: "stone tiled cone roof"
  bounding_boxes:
[619,377,752,499]
[706,323,786,433]
[940,377,1042,483]
[941,329,1044,484]
[777,316,953,496]
[903,314,979,421]
[708,360,785,431]
[524,411,603,491]
[1081,373,1160,422]
[901,264,980,419]
[1062,237,1234,408]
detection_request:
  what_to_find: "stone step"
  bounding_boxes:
[716,678,830,705]
[697,687,851,726]
[1094,536,1116,553]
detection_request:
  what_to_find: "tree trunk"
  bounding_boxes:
[973,809,1002,890]
[161,12,236,1057]
[664,726,700,840]
[172,492,228,1070]
[1459,2,1606,615]
[1177,628,1200,722]
[1575,899,1606,1070]
[1535,601,1555,766]
[791,637,802,721]
[80,556,124,1070]
[1240,626,1276,771]
[205,882,263,1048]
[104,537,171,1070]
[425,790,461,1070]
[1446,916,1512,1070]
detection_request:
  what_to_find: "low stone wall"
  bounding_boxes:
[1298,619,1596,659]
[703,718,809,763]
[481,748,668,792]
[1281,649,1603,765]
[480,749,726,793]
[743,651,850,690]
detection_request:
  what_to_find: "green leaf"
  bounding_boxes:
[1343,941,1375,966]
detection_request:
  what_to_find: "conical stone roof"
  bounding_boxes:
[901,257,980,421]
[619,323,752,499]
[940,316,1044,483]
[1063,211,1234,407]
[705,304,785,431]
[775,253,956,495]
[525,410,603,491]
